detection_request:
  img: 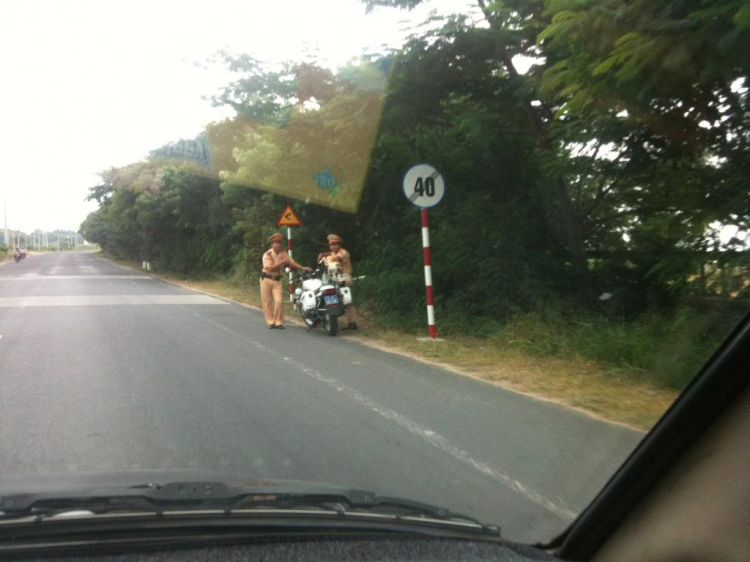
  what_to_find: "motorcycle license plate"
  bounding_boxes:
[324,295,340,306]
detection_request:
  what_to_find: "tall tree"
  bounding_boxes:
[365,0,591,279]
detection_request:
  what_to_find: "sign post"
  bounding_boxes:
[403,164,445,340]
[276,204,303,302]
[287,226,293,301]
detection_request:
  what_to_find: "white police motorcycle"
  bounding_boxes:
[293,259,353,336]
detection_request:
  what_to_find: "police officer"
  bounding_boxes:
[318,234,359,331]
[261,233,311,329]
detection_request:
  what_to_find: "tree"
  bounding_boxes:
[82,162,235,273]
[364,0,591,279]
[537,0,750,301]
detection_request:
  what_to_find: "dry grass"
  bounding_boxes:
[103,254,676,430]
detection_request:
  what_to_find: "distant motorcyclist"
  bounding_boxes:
[317,234,359,331]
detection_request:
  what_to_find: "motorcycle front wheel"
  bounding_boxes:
[322,313,338,336]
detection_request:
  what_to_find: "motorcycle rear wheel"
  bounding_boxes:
[322,313,338,336]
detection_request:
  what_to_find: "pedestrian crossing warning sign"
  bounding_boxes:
[276,204,303,227]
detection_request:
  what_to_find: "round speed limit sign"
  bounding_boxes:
[403,164,445,208]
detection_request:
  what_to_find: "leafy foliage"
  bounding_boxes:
[82,165,235,274]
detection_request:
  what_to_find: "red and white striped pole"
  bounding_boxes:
[287,226,294,302]
[421,209,437,339]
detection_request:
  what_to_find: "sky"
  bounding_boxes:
[0,0,478,233]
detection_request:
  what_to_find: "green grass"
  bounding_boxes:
[481,307,741,390]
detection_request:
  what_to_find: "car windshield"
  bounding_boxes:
[1,0,748,545]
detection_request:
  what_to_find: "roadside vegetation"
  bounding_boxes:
[87,0,750,428]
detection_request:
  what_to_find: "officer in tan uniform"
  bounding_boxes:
[261,233,311,329]
[317,234,359,331]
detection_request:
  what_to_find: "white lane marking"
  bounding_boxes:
[0,335,3,340]
[0,295,229,308]
[201,317,576,521]
[0,275,153,281]
[291,359,577,521]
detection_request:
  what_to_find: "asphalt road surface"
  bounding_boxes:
[0,252,644,542]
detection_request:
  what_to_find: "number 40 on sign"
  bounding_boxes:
[403,164,445,208]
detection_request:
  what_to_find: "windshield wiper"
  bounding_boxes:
[0,481,499,535]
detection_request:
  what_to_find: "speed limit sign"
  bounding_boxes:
[402,164,445,208]
[402,163,446,340]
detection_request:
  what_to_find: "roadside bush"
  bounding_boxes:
[486,304,745,390]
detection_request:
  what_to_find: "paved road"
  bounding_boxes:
[0,253,643,542]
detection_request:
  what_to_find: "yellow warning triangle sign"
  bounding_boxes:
[276,204,303,227]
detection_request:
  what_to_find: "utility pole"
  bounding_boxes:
[3,199,7,246]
